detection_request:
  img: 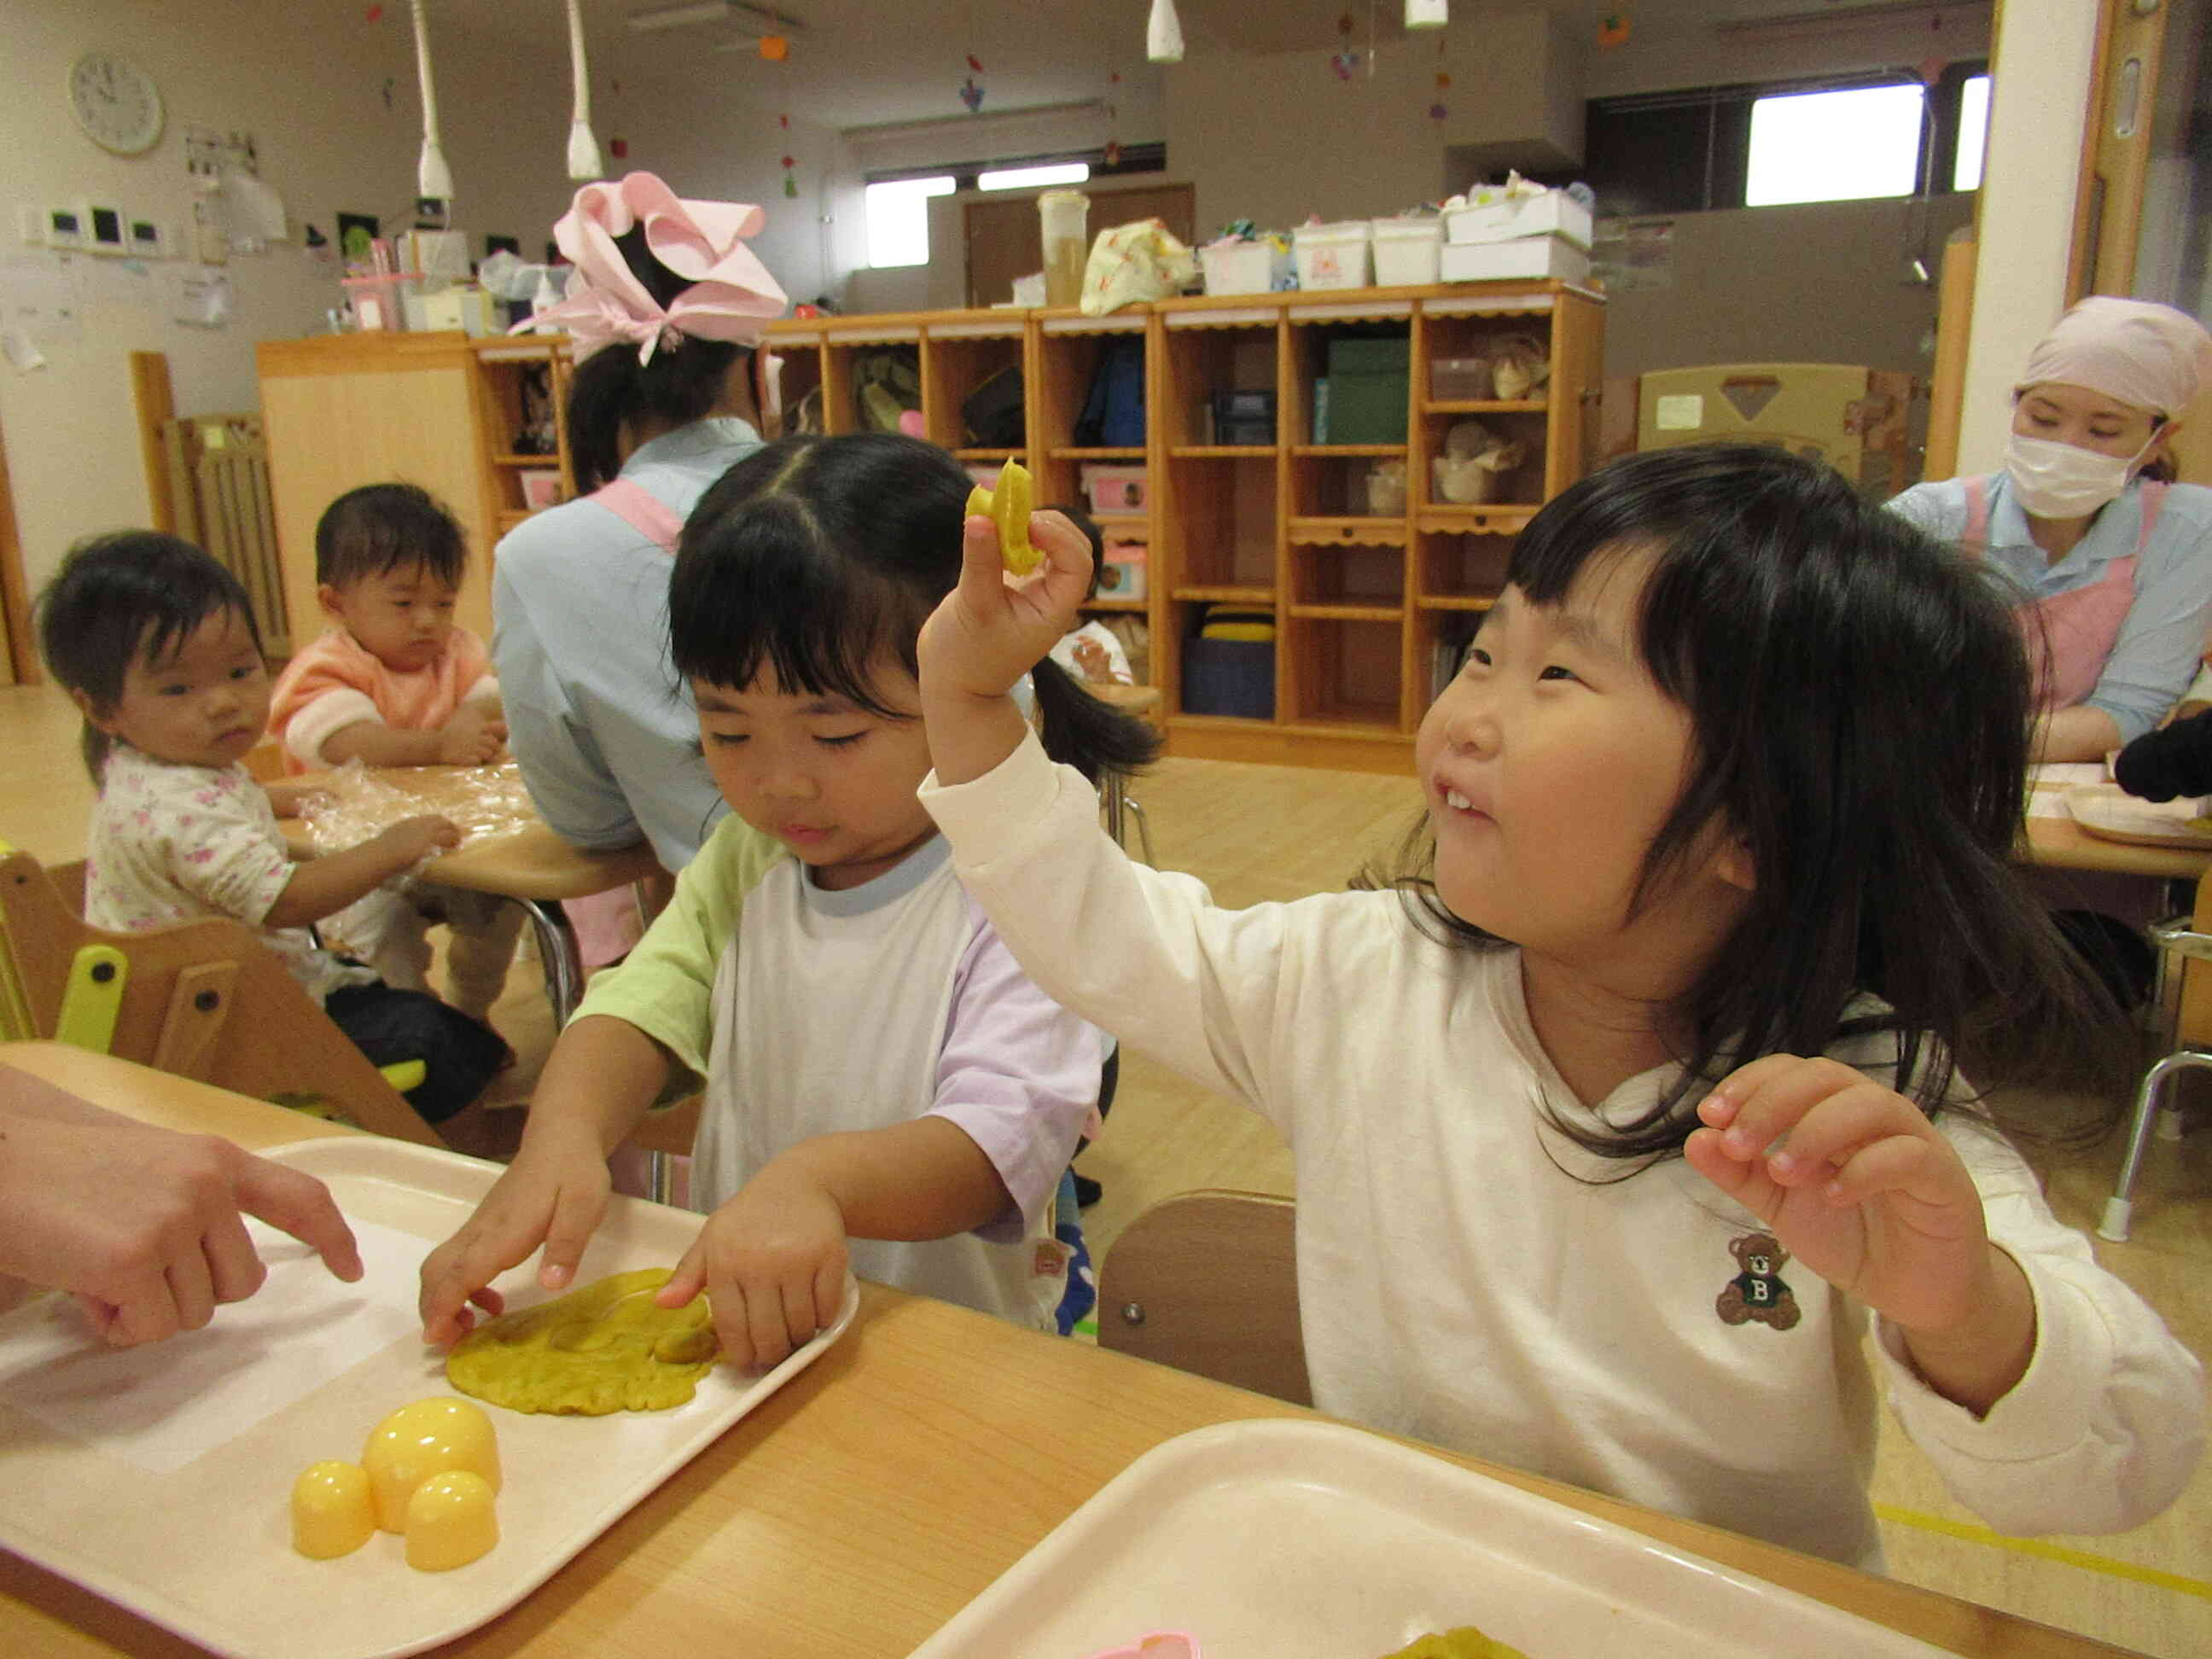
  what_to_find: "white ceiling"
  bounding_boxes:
[429,0,1946,132]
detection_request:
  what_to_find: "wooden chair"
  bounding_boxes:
[0,847,443,1147]
[1097,1188,1308,1406]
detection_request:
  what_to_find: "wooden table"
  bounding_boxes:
[282,765,662,1023]
[0,1043,2133,1658]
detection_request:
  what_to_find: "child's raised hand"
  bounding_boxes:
[919,508,1096,704]
[374,812,463,869]
[436,703,509,766]
[655,1161,848,1373]
[416,1129,613,1347]
[1685,1055,2029,1369]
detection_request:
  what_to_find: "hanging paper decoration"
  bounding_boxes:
[611,137,629,159]
[564,0,604,181]
[1104,70,1121,166]
[781,154,798,198]
[959,76,984,112]
[409,0,453,200]
[968,55,984,73]
[1431,65,1450,121]
[1598,12,1631,48]
[1330,53,1359,81]
[365,4,384,20]
[761,34,789,61]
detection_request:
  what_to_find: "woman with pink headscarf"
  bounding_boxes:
[494,173,789,882]
[1889,296,2212,764]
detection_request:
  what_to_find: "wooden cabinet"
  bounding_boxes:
[767,283,1604,773]
[256,334,575,658]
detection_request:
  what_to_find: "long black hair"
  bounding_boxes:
[37,531,263,780]
[669,433,1158,785]
[1365,442,2127,1166]
[566,224,748,492]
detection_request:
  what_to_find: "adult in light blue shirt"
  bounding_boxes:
[1888,297,2212,763]
[495,416,763,870]
[492,173,787,870]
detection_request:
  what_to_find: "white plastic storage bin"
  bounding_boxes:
[1439,233,1592,285]
[1292,221,1372,291]
[1444,190,1594,251]
[1201,240,1274,296]
[1371,218,1443,287]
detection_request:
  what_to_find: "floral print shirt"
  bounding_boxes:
[83,744,375,1004]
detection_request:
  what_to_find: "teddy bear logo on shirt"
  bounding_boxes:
[1716,1231,1801,1330]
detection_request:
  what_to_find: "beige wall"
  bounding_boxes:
[0,0,575,604]
[1601,195,1979,381]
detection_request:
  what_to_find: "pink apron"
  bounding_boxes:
[1962,475,2168,713]
[556,480,691,969]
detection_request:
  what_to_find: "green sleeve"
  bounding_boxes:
[570,814,784,1081]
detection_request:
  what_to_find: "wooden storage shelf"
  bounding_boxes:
[258,333,578,654]
[1287,517,1408,546]
[1422,399,1549,416]
[759,280,1603,770]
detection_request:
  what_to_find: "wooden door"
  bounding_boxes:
[2066,0,2170,299]
[964,183,1196,309]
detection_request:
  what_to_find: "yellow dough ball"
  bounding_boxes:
[362,1396,503,1534]
[289,1460,376,1560]
[404,1470,499,1571]
[965,457,1041,575]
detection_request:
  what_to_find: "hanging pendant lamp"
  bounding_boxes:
[566,0,606,179]
[1146,0,1185,64]
[410,0,454,200]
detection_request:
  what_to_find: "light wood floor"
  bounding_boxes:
[1,680,2204,1656]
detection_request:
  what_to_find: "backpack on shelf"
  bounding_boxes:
[961,365,1027,448]
[1074,338,1147,448]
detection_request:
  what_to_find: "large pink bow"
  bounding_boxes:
[519,172,788,364]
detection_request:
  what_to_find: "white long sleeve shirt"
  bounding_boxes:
[921,732,2206,1568]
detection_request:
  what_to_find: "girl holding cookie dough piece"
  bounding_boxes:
[914,441,2203,1568]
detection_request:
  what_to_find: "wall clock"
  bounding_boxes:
[67,51,165,156]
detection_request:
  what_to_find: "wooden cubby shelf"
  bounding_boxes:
[762,280,1604,772]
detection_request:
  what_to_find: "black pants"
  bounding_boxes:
[323,982,508,1125]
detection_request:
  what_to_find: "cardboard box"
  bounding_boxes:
[1438,234,1591,286]
[1444,191,1593,250]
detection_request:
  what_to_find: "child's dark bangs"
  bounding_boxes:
[670,504,923,719]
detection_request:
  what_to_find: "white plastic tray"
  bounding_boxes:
[2065,783,2212,850]
[910,1419,1943,1658]
[0,1136,857,1659]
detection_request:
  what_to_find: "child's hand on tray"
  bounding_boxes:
[417,1124,613,1346]
[655,1159,849,1373]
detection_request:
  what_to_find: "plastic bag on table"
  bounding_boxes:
[294,758,538,855]
[1079,219,1199,317]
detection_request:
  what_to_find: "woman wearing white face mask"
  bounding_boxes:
[1889,297,2212,763]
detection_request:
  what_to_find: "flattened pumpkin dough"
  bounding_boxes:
[445,1267,719,1416]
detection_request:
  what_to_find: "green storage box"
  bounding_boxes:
[1321,335,1410,444]
[1327,336,1411,376]
[1325,372,1409,444]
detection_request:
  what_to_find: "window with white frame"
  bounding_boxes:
[864,175,956,269]
[1745,83,1928,207]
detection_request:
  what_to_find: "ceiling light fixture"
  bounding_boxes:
[410,0,453,201]
[566,0,604,179]
[1147,0,1185,64]
[1406,0,1448,26]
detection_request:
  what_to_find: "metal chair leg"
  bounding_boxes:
[1102,771,1127,849]
[1123,796,1154,864]
[2099,1046,2212,1241]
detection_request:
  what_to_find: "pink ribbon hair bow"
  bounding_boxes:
[521,172,789,365]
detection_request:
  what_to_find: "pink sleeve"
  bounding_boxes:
[930,893,1111,1242]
